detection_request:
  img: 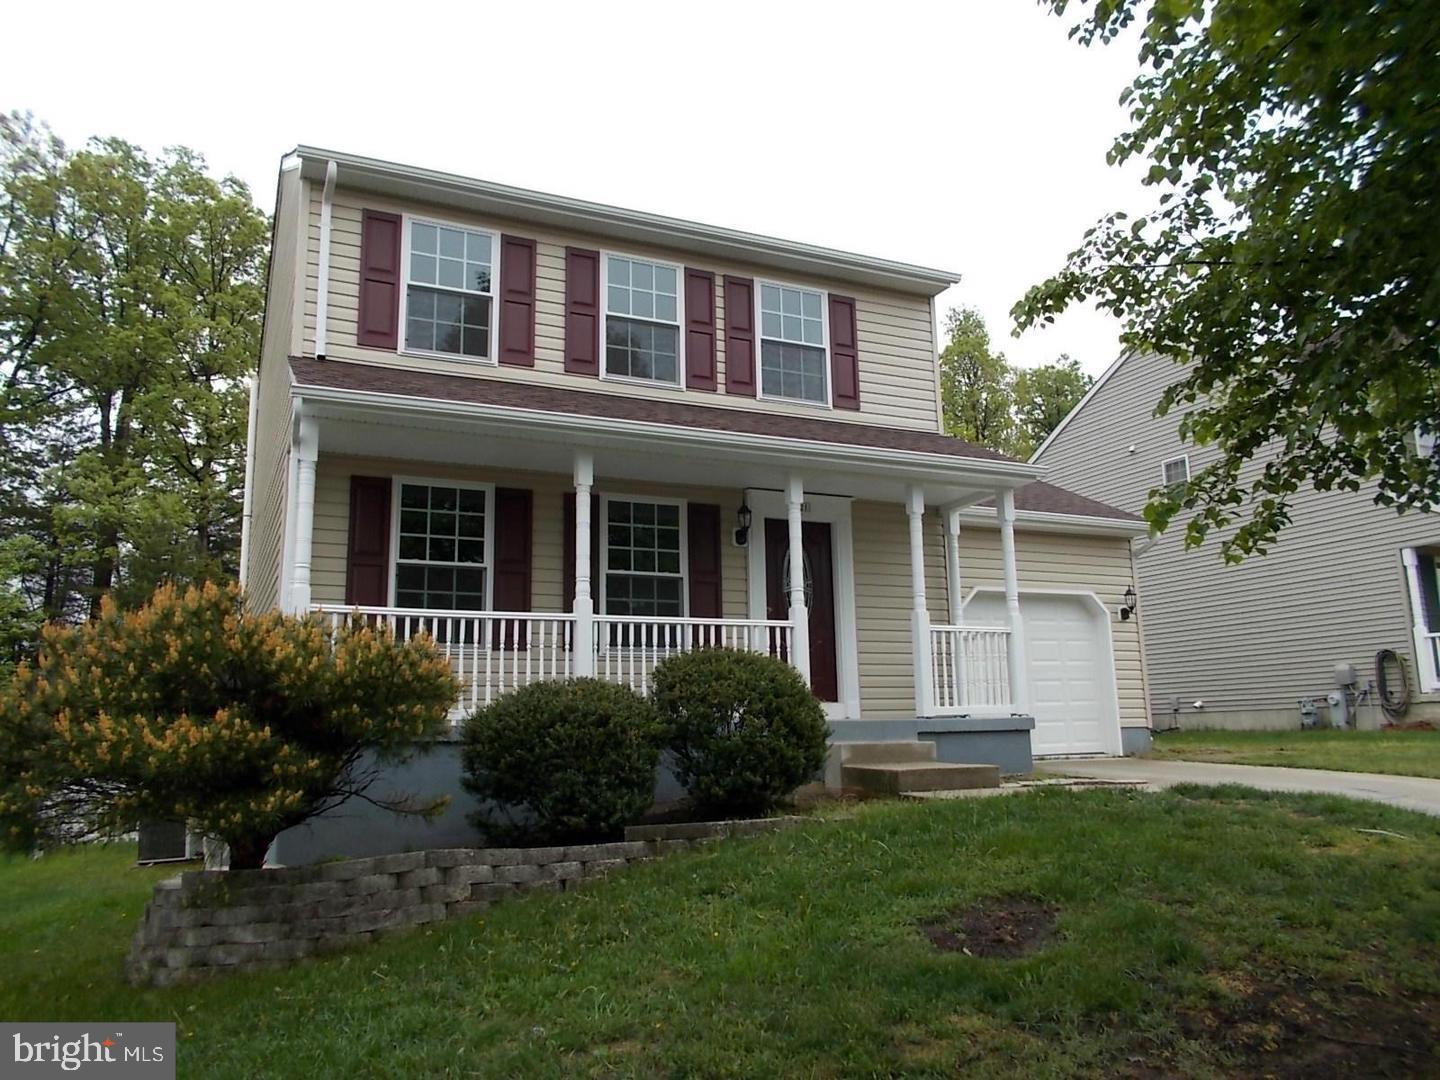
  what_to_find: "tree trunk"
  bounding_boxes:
[226,834,275,872]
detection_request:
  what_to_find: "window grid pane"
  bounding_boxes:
[606,256,679,326]
[605,318,679,383]
[604,499,684,617]
[760,340,827,404]
[396,483,487,610]
[405,220,493,358]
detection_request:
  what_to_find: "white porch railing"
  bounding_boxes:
[313,606,576,719]
[312,606,794,720]
[594,616,795,696]
[929,624,1013,714]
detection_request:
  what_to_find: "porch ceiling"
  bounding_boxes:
[300,391,1035,508]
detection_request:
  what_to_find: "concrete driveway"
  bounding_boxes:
[1039,757,1440,818]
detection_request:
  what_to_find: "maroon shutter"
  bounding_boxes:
[561,492,603,610]
[492,488,533,648]
[828,294,861,410]
[564,247,601,375]
[686,503,723,619]
[498,235,537,367]
[345,476,392,605]
[684,269,717,391]
[357,210,402,351]
[723,276,756,396]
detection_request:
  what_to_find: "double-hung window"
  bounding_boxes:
[602,498,685,617]
[404,220,494,360]
[393,481,490,610]
[604,255,681,385]
[758,282,828,404]
[1161,455,1190,496]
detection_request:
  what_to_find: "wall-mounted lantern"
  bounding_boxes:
[1120,584,1138,621]
[734,499,753,547]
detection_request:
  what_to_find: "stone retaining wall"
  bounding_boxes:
[126,817,803,986]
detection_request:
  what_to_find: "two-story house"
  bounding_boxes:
[1035,349,1439,737]
[241,148,1150,861]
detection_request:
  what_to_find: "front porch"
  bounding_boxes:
[279,379,1042,741]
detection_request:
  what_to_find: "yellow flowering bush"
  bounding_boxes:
[0,582,460,869]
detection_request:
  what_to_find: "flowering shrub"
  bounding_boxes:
[0,582,460,869]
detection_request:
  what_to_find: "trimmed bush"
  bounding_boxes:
[461,678,663,844]
[653,648,827,816]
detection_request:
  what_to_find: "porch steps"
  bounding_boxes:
[828,740,1002,795]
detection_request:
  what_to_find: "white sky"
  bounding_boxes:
[3,1,1148,376]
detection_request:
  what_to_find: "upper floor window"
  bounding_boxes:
[759,282,827,405]
[393,481,490,610]
[604,256,681,385]
[404,220,494,360]
[1161,455,1190,496]
[602,497,685,617]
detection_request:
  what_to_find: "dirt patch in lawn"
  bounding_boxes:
[1165,975,1439,1079]
[921,896,1058,959]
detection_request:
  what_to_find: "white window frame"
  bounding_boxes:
[1161,454,1190,493]
[1404,547,1440,693]
[398,214,500,366]
[598,493,690,618]
[388,476,497,612]
[754,277,832,409]
[598,250,686,390]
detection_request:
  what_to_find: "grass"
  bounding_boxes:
[2,788,1439,1077]
[1147,727,1440,778]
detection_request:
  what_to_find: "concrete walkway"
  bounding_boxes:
[1038,757,1440,818]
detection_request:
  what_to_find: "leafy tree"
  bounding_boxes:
[0,583,461,870]
[0,112,266,644]
[939,307,1027,457]
[1014,1,1440,558]
[1014,355,1094,451]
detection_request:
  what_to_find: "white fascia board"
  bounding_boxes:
[291,147,961,297]
[290,382,1041,489]
[952,504,1149,538]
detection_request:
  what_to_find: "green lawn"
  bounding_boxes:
[4,789,1440,1077]
[1147,727,1440,778]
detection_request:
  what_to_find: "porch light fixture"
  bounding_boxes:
[1120,584,1138,621]
[734,500,753,547]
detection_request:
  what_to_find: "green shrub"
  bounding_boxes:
[652,648,828,816]
[461,678,663,844]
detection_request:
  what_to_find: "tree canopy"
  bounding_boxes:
[0,112,266,665]
[939,306,1092,458]
[1013,0,1440,559]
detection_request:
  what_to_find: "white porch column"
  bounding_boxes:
[573,451,596,676]
[786,474,812,686]
[998,488,1030,712]
[945,508,964,625]
[907,486,933,717]
[289,414,319,613]
[1402,548,1439,692]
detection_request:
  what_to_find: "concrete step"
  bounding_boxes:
[833,740,938,765]
[842,761,1002,795]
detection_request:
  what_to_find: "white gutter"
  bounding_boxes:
[237,374,260,589]
[290,146,960,297]
[951,504,1148,538]
[291,380,1041,488]
[313,160,338,358]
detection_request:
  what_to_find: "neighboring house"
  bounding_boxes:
[1034,349,1440,735]
[241,148,1149,859]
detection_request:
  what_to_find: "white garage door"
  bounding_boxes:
[964,593,1114,756]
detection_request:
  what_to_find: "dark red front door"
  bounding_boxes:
[764,518,839,702]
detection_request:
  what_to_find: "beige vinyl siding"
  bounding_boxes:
[852,501,1147,724]
[245,166,306,612]
[310,455,747,620]
[301,188,942,432]
[1037,350,1440,720]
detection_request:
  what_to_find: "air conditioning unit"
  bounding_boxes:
[137,820,201,864]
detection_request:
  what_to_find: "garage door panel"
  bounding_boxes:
[965,592,1116,757]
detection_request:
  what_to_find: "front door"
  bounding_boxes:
[764,518,839,702]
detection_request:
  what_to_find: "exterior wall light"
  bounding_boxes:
[734,500,753,547]
[1120,584,1138,621]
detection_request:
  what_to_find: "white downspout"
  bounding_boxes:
[237,374,259,591]
[314,160,338,359]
